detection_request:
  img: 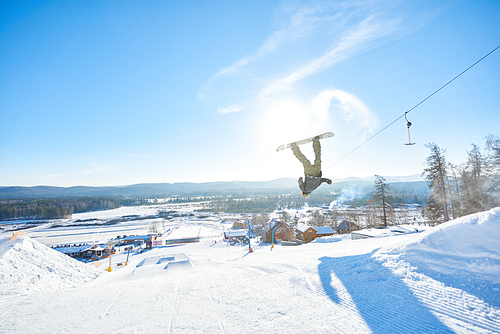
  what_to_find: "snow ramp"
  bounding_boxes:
[0,235,100,296]
[124,253,193,280]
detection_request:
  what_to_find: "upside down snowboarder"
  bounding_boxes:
[292,136,332,197]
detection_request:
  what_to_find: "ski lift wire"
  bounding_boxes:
[406,44,500,116]
[324,43,500,172]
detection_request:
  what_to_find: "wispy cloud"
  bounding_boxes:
[29,163,113,180]
[218,105,243,115]
[199,0,434,116]
[260,14,401,97]
[213,4,326,78]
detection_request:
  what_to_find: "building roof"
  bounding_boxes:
[296,223,315,233]
[86,244,105,251]
[338,220,350,231]
[315,226,335,235]
[55,244,105,254]
[264,219,286,233]
[122,235,151,241]
[55,245,90,254]
[296,224,334,235]
[224,230,248,238]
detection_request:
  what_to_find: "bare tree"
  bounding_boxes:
[312,209,325,226]
[365,200,379,228]
[327,208,339,230]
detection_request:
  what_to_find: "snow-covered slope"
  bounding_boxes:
[378,207,500,308]
[0,235,100,296]
[389,207,500,280]
[0,209,499,333]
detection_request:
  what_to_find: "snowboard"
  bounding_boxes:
[276,132,334,152]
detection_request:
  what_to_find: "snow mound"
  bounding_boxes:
[380,207,500,307]
[311,234,351,243]
[0,235,100,296]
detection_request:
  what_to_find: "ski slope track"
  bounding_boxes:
[1,208,500,333]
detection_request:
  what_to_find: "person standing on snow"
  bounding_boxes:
[292,137,332,197]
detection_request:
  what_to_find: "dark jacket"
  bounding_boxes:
[299,174,331,194]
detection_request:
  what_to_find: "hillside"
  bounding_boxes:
[0,207,498,333]
[0,175,426,199]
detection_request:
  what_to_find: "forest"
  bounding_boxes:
[0,197,120,220]
[422,134,500,223]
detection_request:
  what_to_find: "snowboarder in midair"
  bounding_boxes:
[292,137,332,197]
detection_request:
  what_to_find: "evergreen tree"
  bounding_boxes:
[486,134,500,197]
[448,163,463,219]
[461,144,491,214]
[373,175,391,227]
[423,143,450,223]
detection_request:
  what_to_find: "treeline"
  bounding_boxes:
[203,189,426,214]
[0,197,120,220]
[205,196,294,213]
[422,134,500,224]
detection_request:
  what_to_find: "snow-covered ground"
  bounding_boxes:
[0,235,100,296]
[1,207,499,333]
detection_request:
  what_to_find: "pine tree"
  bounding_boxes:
[448,163,463,219]
[461,144,491,214]
[485,134,500,198]
[373,175,391,227]
[423,143,450,223]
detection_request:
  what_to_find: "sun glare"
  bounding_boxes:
[259,97,331,152]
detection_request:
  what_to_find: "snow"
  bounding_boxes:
[0,206,499,333]
[352,225,421,239]
[0,235,100,296]
[311,233,352,243]
[378,208,500,308]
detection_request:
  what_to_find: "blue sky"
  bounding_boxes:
[1,0,499,187]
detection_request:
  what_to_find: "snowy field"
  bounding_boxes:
[1,207,499,333]
[1,202,224,247]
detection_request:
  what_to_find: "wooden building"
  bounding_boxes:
[296,224,318,243]
[337,220,360,234]
[264,219,293,243]
[296,224,335,243]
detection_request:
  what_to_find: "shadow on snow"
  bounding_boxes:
[318,252,453,334]
[403,252,500,308]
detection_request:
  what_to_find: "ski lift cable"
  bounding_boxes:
[258,44,500,216]
[405,44,500,116]
[323,43,500,173]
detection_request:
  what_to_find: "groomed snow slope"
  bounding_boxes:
[0,235,100,296]
[381,207,500,300]
[0,208,499,333]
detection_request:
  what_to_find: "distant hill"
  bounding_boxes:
[0,175,427,199]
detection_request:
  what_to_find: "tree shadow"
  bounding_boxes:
[318,252,454,333]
